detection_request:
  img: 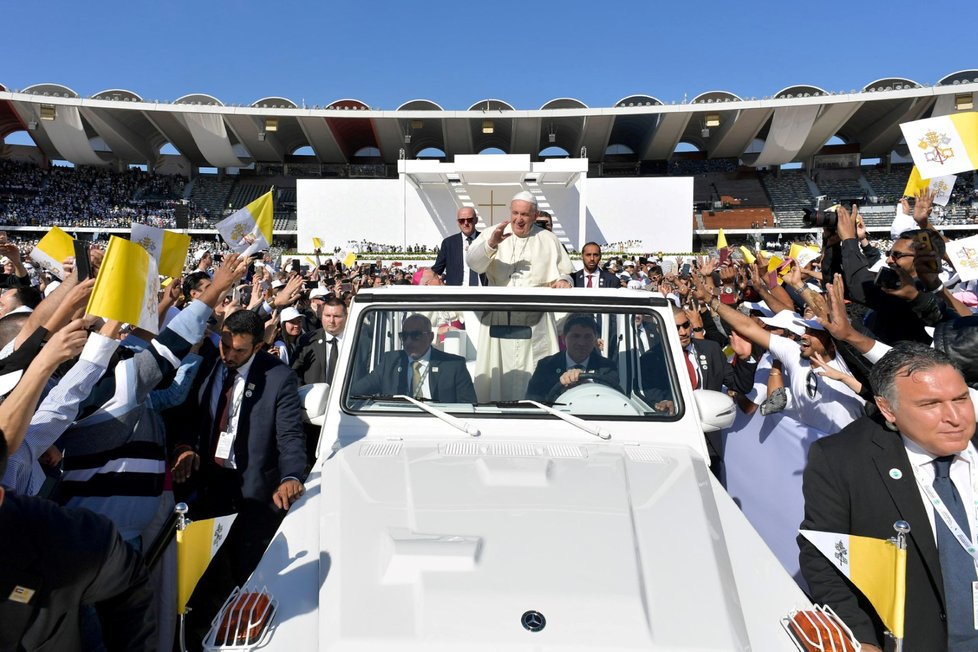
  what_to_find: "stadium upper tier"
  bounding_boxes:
[1,159,974,236]
[1,71,976,169]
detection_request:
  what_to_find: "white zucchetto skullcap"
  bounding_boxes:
[511,191,537,207]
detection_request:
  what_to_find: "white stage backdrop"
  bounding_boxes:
[297,176,692,253]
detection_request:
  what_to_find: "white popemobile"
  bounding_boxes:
[202,286,859,651]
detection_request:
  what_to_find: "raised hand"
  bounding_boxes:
[487,219,512,248]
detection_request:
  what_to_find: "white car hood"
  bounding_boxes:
[316,439,756,650]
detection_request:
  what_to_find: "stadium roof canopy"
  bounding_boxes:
[1,71,976,169]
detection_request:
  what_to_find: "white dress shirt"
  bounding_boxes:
[583,272,601,289]
[903,436,978,546]
[209,353,257,469]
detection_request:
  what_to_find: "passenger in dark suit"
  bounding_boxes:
[800,343,978,651]
[431,207,487,286]
[572,242,621,289]
[527,313,621,402]
[640,305,756,412]
[173,309,306,645]
[350,314,476,403]
[292,296,347,385]
[0,436,156,651]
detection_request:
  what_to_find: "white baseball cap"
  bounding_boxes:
[759,310,807,337]
[279,307,302,323]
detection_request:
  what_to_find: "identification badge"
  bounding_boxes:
[215,430,235,461]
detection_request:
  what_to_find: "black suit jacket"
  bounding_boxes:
[799,414,968,649]
[526,351,621,402]
[350,348,476,403]
[572,268,621,289]
[291,328,340,385]
[640,337,756,401]
[0,494,155,651]
[182,350,307,510]
[432,232,487,286]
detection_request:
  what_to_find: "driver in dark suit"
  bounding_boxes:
[526,313,621,402]
[351,314,476,403]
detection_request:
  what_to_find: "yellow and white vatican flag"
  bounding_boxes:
[899,111,978,178]
[130,223,191,278]
[739,246,756,265]
[903,166,956,207]
[946,233,978,283]
[86,236,161,333]
[216,191,273,256]
[343,250,357,268]
[28,226,75,279]
[789,243,821,269]
[800,529,906,640]
[176,513,237,615]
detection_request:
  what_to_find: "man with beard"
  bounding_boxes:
[464,191,574,400]
[572,242,620,289]
[707,296,864,435]
[702,289,865,592]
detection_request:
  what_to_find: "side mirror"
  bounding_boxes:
[298,383,330,426]
[693,389,736,432]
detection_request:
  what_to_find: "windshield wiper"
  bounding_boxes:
[352,393,480,437]
[517,400,612,440]
[392,394,480,437]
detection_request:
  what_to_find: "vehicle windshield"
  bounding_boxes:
[342,304,683,420]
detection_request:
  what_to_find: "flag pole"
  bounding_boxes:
[175,502,190,652]
[890,520,910,652]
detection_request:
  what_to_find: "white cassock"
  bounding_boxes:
[466,225,574,401]
[723,344,863,593]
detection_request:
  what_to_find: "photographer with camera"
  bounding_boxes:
[831,193,953,345]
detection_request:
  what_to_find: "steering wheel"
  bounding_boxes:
[544,371,621,404]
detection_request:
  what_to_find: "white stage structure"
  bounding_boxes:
[297,155,693,253]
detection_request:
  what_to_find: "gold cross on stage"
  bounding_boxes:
[477,190,507,222]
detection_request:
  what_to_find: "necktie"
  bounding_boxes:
[325,337,338,384]
[586,274,593,288]
[213,368,237,460]
[685,352,699,389]
[412,360,424,398]
[933,455,978,647]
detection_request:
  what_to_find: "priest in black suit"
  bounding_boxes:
[526,313,621,402]
[800,343,978,651]
[572,242,621,289]
[431,207,487,286]
[350,314,476,403]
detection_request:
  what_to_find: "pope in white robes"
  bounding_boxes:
[466,192,574,401]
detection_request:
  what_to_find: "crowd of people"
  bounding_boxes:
[2,185,978,651]
[0,160,185,229]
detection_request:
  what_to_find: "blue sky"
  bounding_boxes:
[2,1,974,110]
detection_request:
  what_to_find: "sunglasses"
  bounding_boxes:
[886,250,915,260]
[676,320,692,331]
[457,218,477,224]
[399,330,428,340]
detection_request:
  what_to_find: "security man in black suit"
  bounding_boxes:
[572,242,621,289]
[526,313,621,402]
[351,313,477,403]
[431,207,487,286]
[292,296,348,385]
[0,435,156,651]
